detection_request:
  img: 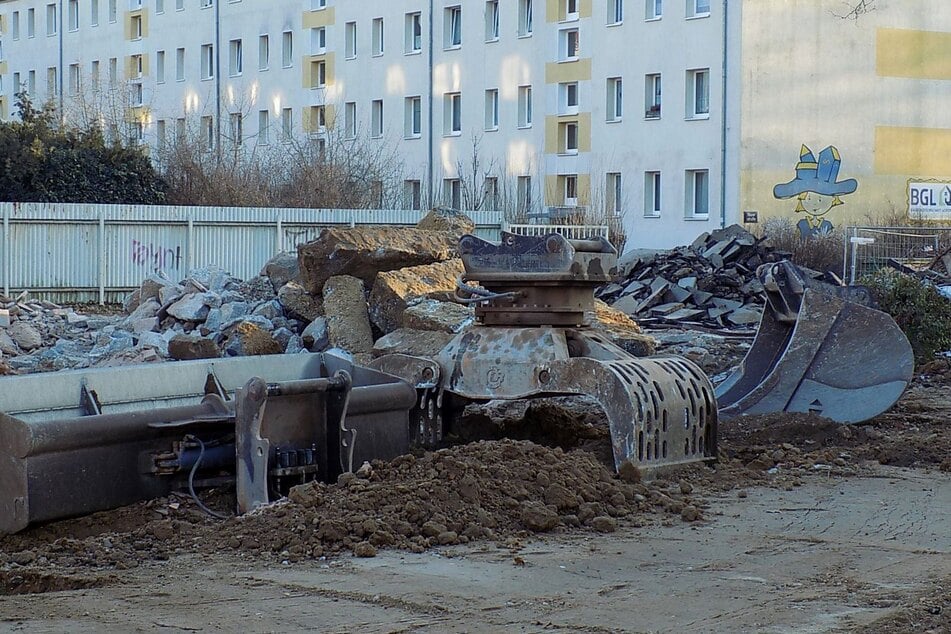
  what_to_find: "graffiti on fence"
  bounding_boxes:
[131,239,183,271]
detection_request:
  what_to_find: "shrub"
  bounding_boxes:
[759,217,845,275]
[862,269,951,363]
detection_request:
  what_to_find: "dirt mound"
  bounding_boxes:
[0,570,115,596]
[203,440,707,560]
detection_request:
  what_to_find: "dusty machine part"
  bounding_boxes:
[716,260,914,421]
[0,353,416,534]
[374,233,719,474]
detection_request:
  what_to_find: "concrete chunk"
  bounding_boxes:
[368,259,464,335]
[323,275,373,354]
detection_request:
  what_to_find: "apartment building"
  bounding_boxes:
[0,0,733,249]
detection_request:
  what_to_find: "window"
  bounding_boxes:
[686,169,709,217]
[311,0,327,8]
[518,85,533,127]
[371,181,384,208]
[644,171,661,216]
[46,3,57,36]
[445,6,462,48]
[282,31,293,67]
[371,99,384,137]
[68,0,78,31]
[46,66,57,97]
[27,70,36,95]
[156,119,166,148]
[201,44,214,79]
[646,0,662,19]
[484,177,499,209]
[176,0,184,10]
[108,57,117,84]
[230,112,242,145]
[68,64,80,94]
[258,35,269,70]
[130,121,144,145]
[90,60,99,87]
[156,0,164,13]
[559,82,578,115]
[372,18,384,56]
[485,1,499,41]
[517,175,532,213]
[258,110,269,144]
[405,12,422,53]
[607,173,623,215]
[309,105,326,133]
[444,92,461,135]
[518,0,533,36]
[404,180,422,210]
[13,73,20,94]
[405,96,422,138]
[687,68,709,117]
[344,101,356,138]
[561,121,578,154]
[345,22,357,58]
[175,48,185,81]
[200,0,213,7]
[564,174,578,205]
[609,0,623,24]
[90,0,98,25]
[688,0,710,18]
[310,27,326,55]
[484,89,499,130]
[130,82,142,106]
[607,77,622,121]
[27,8,35,38]
[131,14,142,39]
[156,50,165,83]
[281,107,293,140]
[311,60,326,88]
[131,53,143,78]
[560,28,579,60]
[445,178,462,209]
[565,0,579,21]
[202,115,214,150]
[645,73,661,118]
[108,0,116,23]
[229,39,242,76]
[175,117,186,139]
[12,12,19,40]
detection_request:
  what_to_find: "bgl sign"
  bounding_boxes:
[908,181,951,219]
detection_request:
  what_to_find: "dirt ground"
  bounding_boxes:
[0,354,949,632]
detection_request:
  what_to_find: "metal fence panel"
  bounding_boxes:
[503,223,610,241]
[843,226,951,283]
[0,203,505,303]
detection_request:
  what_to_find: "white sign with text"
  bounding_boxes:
[908,180,951,219]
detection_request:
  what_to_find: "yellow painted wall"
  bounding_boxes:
[302,7,335,29]
[123,9,147,40]
[739,2,951,230]
[544,58,591,84]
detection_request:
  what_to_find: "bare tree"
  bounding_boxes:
[831,0,877,20]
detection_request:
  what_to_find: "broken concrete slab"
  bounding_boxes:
[260,252,301,292]
[368,259,465,335]
[403,299,474,333]
[277,281,321,323]
[168,334,222,360]
[371,328,455,359]
[8,321,42,351]
[415,207,476,236]
[298,226,458,295]
[323,275,374,354]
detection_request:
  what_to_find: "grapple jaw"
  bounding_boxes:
[715,261,914,422]
[375,232,719,475]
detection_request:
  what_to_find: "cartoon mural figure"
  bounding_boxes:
[773,145,858,239]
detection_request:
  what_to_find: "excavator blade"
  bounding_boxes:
[715,261,914,422]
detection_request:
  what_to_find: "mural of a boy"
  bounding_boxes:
[773,145,858,239]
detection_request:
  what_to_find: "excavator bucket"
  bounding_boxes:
[715,261,914,422]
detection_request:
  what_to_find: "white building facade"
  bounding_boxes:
[0,0,737,250]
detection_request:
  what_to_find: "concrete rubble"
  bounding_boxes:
[3,215,771,376]
[596,224,784,329]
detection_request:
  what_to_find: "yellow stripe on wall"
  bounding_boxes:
[875,126,951,176]
[877,28,951,80]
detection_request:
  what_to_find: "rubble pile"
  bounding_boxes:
[0,292,119,374]
[0,207,658,375]
[597,225,784,329]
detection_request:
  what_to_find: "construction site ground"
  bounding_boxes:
[1,347,949,633]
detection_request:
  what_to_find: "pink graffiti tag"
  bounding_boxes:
[131,239,183,271]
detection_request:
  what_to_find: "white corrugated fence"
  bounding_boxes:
[0,203,504,303]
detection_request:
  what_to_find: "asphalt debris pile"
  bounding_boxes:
[597,224,785,329]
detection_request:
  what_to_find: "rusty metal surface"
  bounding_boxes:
[717,261,914,422]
